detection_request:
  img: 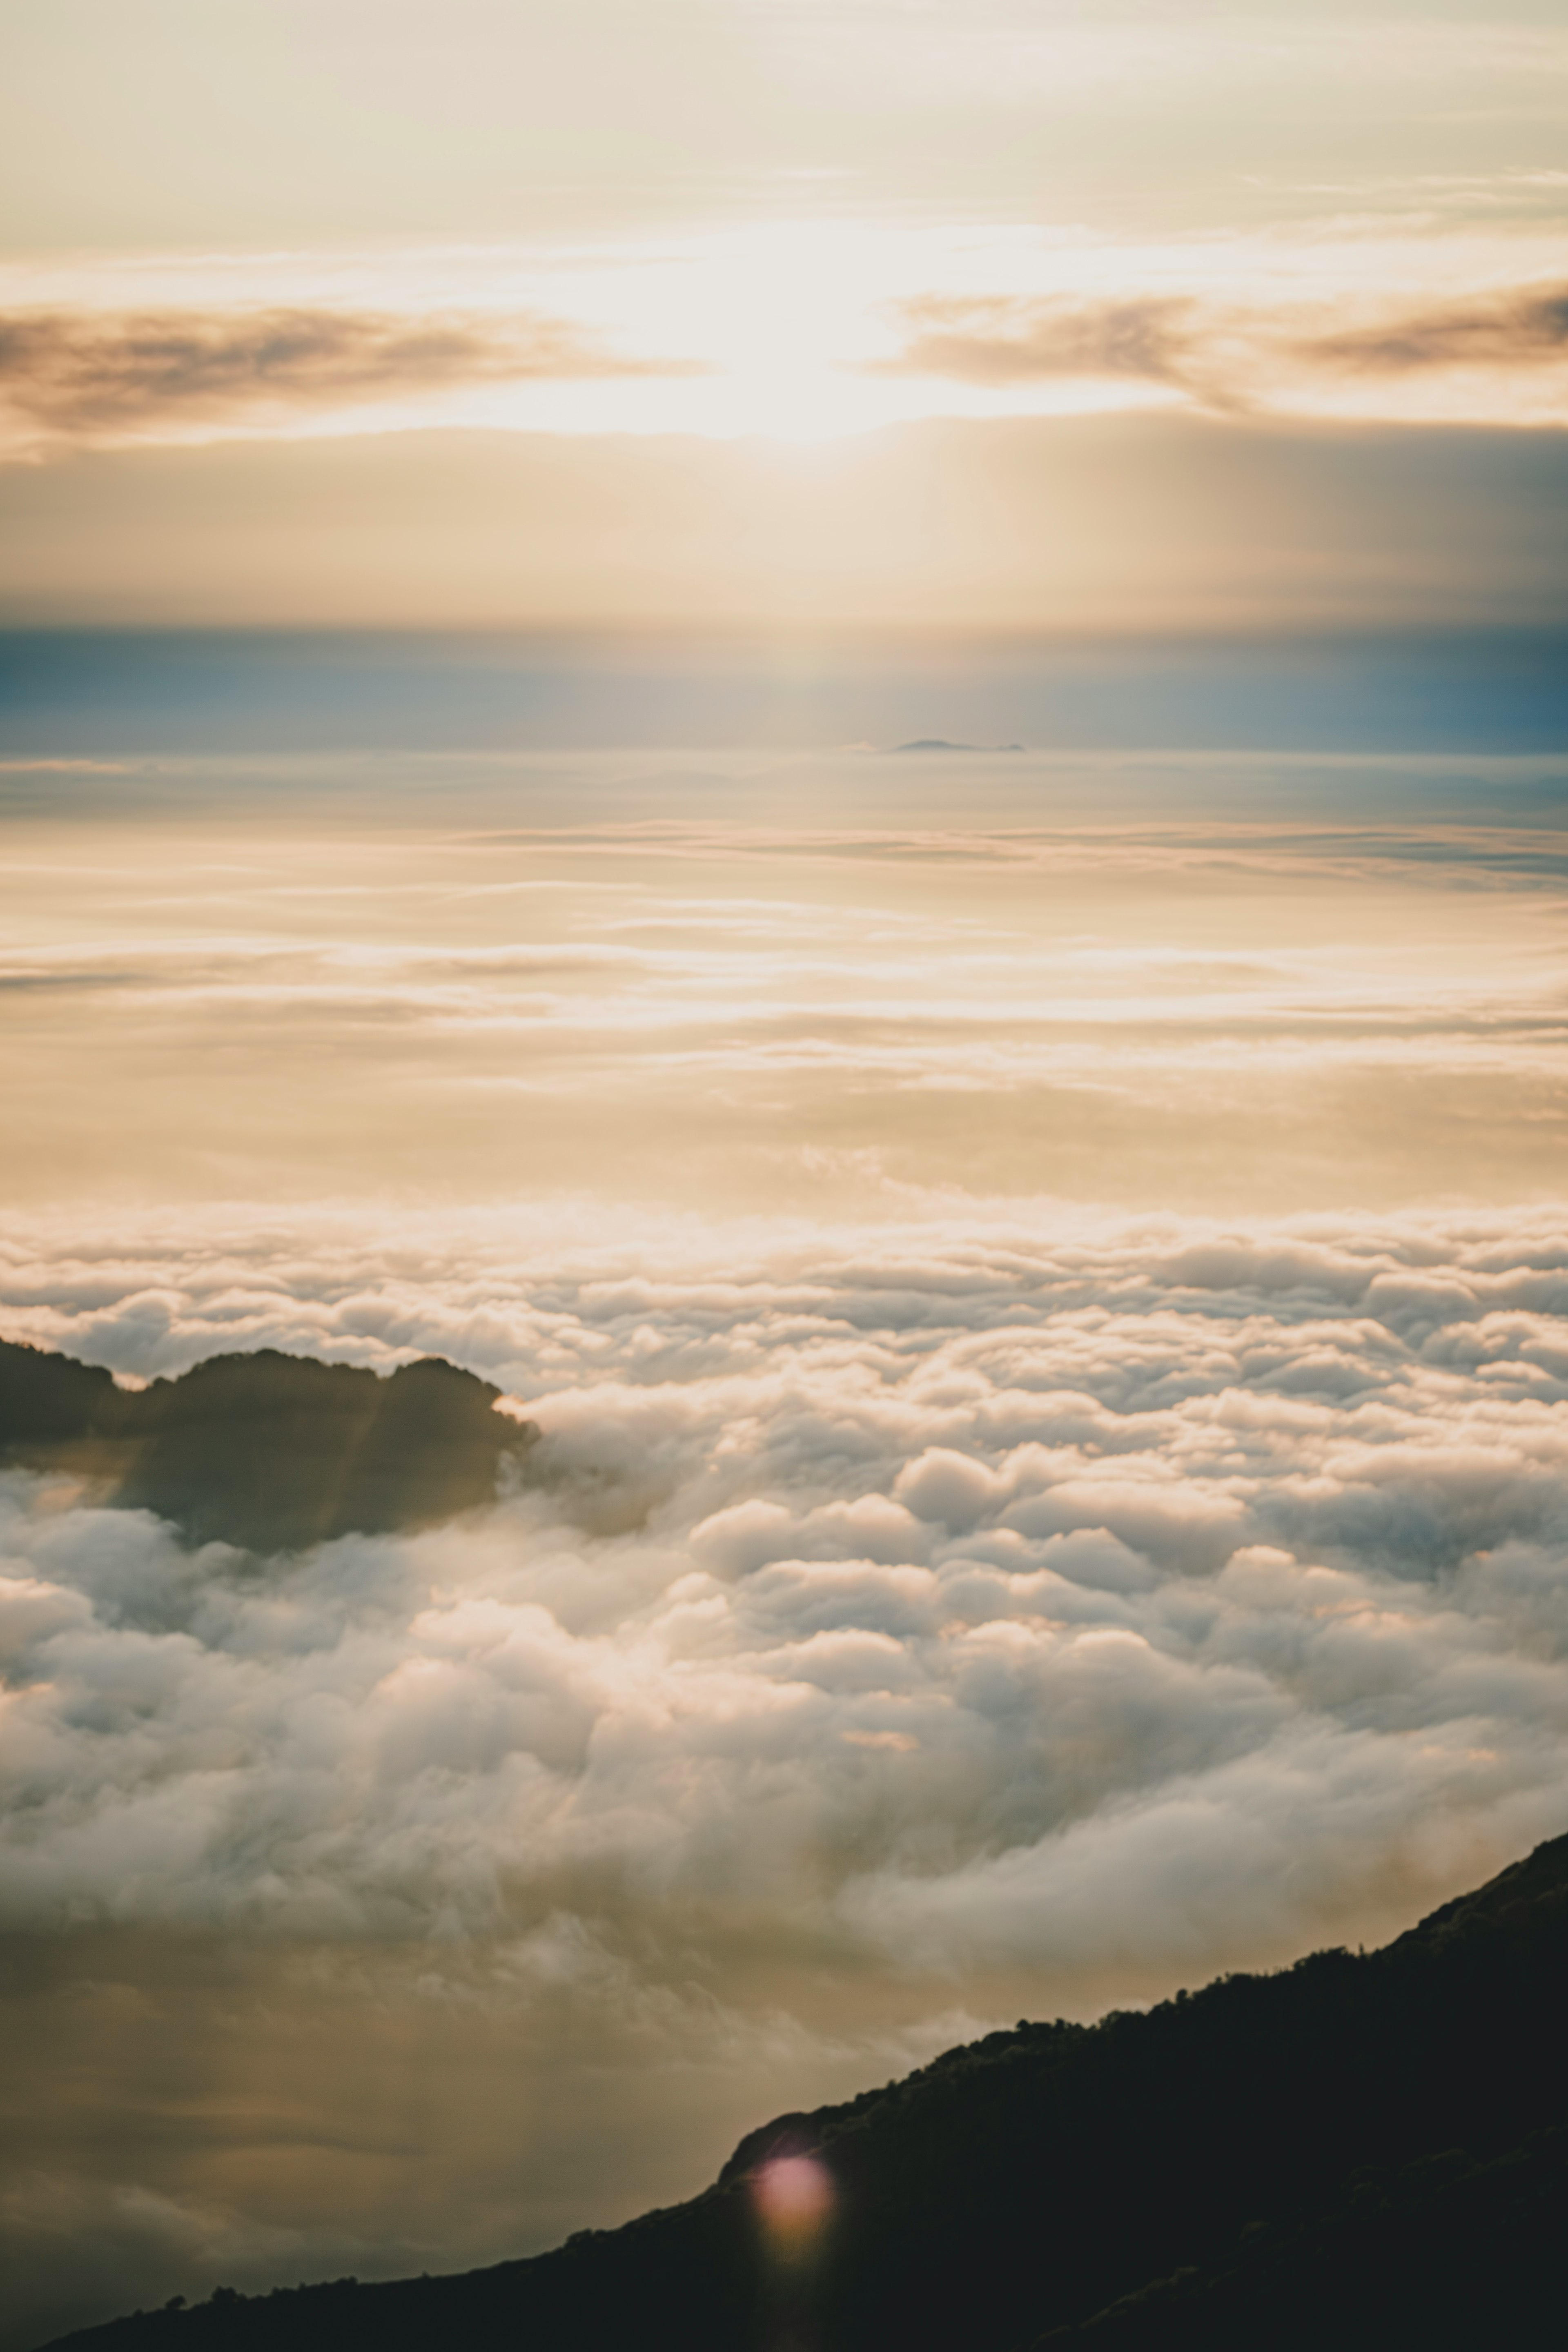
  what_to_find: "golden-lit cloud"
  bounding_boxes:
[5,245,1567,472]
[876,279,1568,420]
[873,294,1194,390]
[0,305,703,453]
[1301,281,1568,374]
[4,750,1568,1218]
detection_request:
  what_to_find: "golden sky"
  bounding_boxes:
[3,0,1567,624]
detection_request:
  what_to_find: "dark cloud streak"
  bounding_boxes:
[876,281,1568,404]
[873,294,1197,390]
[1301,282,1568,374]
[0,305,702,443]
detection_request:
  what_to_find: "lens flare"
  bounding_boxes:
[751,2153,835,2264]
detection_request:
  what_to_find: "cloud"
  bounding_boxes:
[1299,281,1568,374]
[874,295,1196,390]
[5,1203,1568,2339]
[3,1205,1568,1957]
[5,754,1568,2330]
[11,269,1568,472]
[0,306,700,449]
[875,282,1568,415]
[9,753,1568,1225]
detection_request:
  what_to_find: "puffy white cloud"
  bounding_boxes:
[4,1204,1568,1972]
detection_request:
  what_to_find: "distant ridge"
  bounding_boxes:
[892,737,1025,753]
[45,1830,1568,2351]
[0,1339,537,1551]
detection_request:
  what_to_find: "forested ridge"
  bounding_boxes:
[45,1831,1568,2352]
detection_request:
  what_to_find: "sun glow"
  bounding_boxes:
[5,212,1568,463]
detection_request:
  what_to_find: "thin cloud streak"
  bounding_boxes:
[875,294,1199,391]
[1303,281,1568,373]
[0,305,705,452]
[877,279,1568,418]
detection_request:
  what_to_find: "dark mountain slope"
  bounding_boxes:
[1033,2125,1568,2348]
[0,1339,537,1550]
[44,1830,1568,2352]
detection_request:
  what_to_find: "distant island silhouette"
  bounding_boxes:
[0,1339,537,1552]
[892,738,1025,753]
[39,1829,1568,2350]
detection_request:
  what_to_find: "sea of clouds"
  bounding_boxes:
[5,1204,1568,1986]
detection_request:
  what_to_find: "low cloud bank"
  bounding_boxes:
[4,1207,1567,1973]
[4,1204,1568,2339]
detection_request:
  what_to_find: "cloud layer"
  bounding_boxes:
[6,750,1568,1214]
[5,1209,1568,2339]
[4,751,1568,2339]
[5,1207,1568,1966]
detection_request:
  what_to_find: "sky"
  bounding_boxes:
[2,9,1568,2349]
[2,0,1567,628]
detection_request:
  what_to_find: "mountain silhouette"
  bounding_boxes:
[892,738,1024,753]
[39,1830,1568,2351]
[0,1339,538,1551]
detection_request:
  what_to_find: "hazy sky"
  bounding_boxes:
[3,0,1566,625]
